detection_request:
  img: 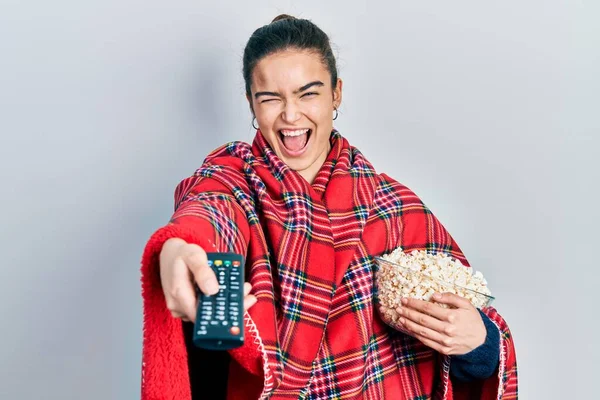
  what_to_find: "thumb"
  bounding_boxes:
[432,292,471,309]
[182,244,219,296]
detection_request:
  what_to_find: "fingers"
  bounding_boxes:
[397,303,448,333]
[400,297,449,321]
[432,292,472,309]
[170,311,191,323]
[165,256,198,322]
[412,333,453,355]
[182,245,219,296]
[163,241,257,322]
[243,282,257,311]
[244,294,257,311]
[398,313,455,355]
[399,313,443,341]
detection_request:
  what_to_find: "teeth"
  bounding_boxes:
[280,129,309,137]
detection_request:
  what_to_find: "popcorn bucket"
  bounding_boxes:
[373,252,495,333]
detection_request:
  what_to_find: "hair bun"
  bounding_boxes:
[271,14,296,23]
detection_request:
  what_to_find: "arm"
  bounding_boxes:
[450,309,500,382]
[380,174,518,398]
[140,174,251,400]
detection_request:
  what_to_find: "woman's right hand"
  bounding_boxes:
[159,237,257,322]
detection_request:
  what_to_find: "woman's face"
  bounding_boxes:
[248,49,342,183]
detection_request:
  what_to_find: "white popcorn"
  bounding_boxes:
[375,248,493,331]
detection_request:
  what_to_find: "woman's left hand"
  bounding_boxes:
[396,292,486,356]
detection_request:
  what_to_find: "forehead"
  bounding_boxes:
[252,50,329,90]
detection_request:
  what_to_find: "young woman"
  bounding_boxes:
[140,14,518,400]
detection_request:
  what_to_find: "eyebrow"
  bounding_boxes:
[254,80,325,99]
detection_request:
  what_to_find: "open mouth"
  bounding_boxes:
[278,128,312,154]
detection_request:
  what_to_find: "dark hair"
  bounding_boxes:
[242,14,338,100]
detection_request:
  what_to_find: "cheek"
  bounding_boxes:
[312,106,333,134]
[307,102,332,124]
[256,106,280,131]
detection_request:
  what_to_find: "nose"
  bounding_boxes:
[281,101,301,123]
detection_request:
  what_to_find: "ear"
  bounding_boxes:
[333,78,343,109]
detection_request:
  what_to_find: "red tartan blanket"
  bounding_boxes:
[140,130,518,399]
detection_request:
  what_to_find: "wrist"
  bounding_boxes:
[473,316,487,349]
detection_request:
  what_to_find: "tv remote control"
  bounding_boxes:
[193,252,245,350]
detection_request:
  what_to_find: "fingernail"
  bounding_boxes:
[399,317,406,325]
[401,298,408,305]
[433,293,442,300]
[397,308,404,315]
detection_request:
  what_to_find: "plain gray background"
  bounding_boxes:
[1,0,598,398]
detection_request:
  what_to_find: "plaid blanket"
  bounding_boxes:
[140,130,518,399]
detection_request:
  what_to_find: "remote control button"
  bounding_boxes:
[210,321,219,325]
[222,321,228,326]
[225,261,231,267]
[233,261,240,267]
[230,327,241,335]
[214,260,223,266]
